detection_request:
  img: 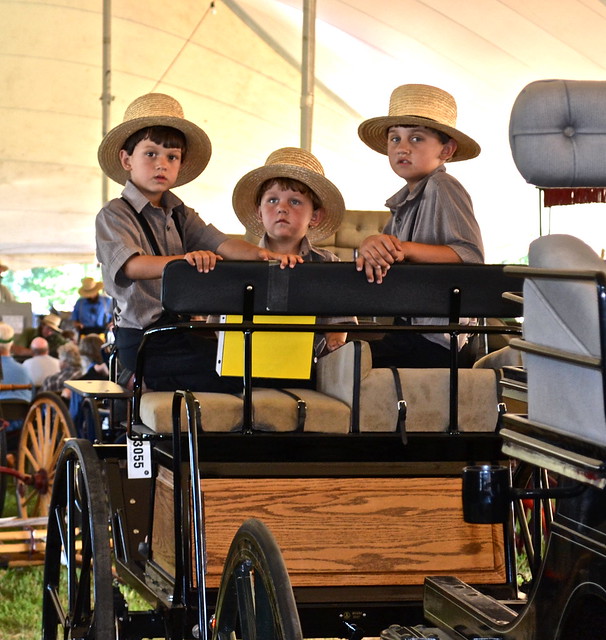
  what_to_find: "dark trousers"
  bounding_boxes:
[369,320,476,369]
[115,326,242,393]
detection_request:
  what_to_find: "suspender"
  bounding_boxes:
[120,197,184,256]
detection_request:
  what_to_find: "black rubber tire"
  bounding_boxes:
[41,438,115,639]
[212,518,303,640]
[16,391,76,518]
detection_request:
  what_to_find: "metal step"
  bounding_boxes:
[424,576,518,639]
[381,623,459,640]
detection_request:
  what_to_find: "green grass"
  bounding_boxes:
[0,487,43,640]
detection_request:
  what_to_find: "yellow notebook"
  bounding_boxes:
[215,315,316,379]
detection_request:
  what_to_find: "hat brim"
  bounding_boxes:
[232,164,345,243]
[98,115,212,187]
[358,115,481,161]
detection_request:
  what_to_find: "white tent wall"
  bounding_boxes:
[2,0,606,270]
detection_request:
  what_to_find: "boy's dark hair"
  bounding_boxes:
[255,177,322,211]
[122,126,188,162]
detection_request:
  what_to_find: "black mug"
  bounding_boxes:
[462,464,510,524]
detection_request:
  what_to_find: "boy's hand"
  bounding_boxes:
[258,248,304,268]
[355,234,405,283]
[184,250,223,273]
[325,331,347,352]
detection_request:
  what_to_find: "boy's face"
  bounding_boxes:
[387,126,457,191]
[119,138,183,206]
[257,184,323,245]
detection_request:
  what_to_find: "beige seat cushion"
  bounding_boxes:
[139,391,244,433]
[139,388,350,434]
[318,341,500,432]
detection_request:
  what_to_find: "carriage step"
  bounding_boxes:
[424,576,517,638]
[381,623,459,639]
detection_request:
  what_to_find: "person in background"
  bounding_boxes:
[72,278,113,337]
[0,265,15,302]
[13,313,68,358]
[22,336,60,390]
[0,322,34,433]
[40,342,82,394]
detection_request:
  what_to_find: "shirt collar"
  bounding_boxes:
[386,165,446,209]
[122,180,183,214]
[258,233,313,257]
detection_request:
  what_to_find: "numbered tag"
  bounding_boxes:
[127,435,152,478]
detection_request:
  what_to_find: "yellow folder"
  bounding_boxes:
[215,315,316,379]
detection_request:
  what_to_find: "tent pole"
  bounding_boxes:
[300,0,316,151]
[101,0,112,205]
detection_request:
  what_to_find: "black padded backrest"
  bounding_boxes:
[161,260,521,319]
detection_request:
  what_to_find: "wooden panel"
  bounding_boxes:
[152,469,505,589]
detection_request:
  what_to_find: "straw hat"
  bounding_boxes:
[358,84,480,162]
[232,147,345,242]
[41,314,62,333]
[98,93,212,187]
[78,277,103,298]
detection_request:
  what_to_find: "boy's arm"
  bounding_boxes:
[355,234,461,283]
[215,238,303,268]
[122,250,223,280]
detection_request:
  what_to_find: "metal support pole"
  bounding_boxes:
[300,0,316,151]
[101,0,112,205]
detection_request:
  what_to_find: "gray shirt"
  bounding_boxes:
[95,181,229,330]
[384,165,484,349]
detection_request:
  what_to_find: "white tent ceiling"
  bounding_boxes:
[2,0,606,270]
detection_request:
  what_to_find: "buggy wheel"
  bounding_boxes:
[212,518,303,640]
[16,392,76,518]
[41,438,115,640]
[0,427,6,516]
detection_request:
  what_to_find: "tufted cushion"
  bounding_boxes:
[509,79,606,187]
[241,210,391,261]
[524,234,606,445]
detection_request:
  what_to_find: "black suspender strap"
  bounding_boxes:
[120,197,184,256]
[389,366,408,443]
[351,341,362,433]
[275,388,307,432]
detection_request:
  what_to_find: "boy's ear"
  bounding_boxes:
[119,149,132,171]
[309,207,325,228]
[440,138,458,161]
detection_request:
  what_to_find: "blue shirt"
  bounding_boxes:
[0,355,34,402]
[72,295,113,329]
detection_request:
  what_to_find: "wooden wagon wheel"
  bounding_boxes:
[41,438,116,640]
[212,518,303,640]
[16,391,76,518]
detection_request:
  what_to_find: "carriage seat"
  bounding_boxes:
[514,234,606,446]
[317,341,502,433]
[137,342,502,435]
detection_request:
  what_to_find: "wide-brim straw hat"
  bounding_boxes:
[358,84,480,162]
[232,147,345,243]
[98,93,212,187]
[78,277,104,298]
[42,314,62,333]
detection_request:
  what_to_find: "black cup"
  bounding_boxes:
[462,464,510,524]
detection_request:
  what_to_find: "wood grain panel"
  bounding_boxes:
[152,469,505,589]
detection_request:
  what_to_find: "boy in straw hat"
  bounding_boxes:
[355,84,484,368]
[232,147,357,356]
[96,93,302,392]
